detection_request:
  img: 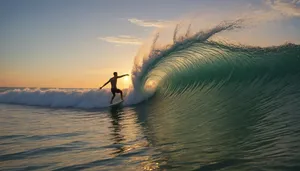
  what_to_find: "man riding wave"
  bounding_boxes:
[99,72,129,104]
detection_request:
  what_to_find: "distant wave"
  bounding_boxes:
[0,88,127,108]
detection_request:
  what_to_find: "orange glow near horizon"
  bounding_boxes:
[0,67,132,89]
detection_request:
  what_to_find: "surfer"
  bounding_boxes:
[99,72,129,104]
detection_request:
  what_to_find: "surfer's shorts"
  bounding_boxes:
[111,88,122,95]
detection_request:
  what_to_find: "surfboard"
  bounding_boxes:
[109,100,123,107]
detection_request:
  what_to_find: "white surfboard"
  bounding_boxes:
[109,100,123,107]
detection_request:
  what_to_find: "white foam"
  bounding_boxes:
[0,88,132,109]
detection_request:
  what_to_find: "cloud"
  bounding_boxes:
[249,8,283,22]
[99,35,142,45]
[128,18,172,28]
[265,0,300,17]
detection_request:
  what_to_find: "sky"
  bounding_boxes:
[1,0,300,88]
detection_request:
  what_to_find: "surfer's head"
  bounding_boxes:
[113,72,118,77]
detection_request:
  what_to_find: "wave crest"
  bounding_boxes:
[130,20,300,98]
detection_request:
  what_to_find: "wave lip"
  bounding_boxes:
[130,20,244,93]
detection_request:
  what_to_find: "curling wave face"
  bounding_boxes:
[131,20,300,99]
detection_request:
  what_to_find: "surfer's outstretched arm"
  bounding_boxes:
[99,79,110,89]
[117,74,129,78]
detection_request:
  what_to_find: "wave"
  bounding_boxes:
[131,20,244,92]
[1,20,300,108]
[131,20,300,98]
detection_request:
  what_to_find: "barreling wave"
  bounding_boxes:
[1,20,300,108]
[130,20,300,99]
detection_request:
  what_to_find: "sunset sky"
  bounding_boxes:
[1,0,300,88]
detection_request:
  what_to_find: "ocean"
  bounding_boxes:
[1,21,300,170]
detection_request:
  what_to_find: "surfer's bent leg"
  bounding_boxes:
[111,88,116,104]
[116,89,123,100]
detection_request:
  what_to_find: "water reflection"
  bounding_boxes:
[108,105,162,170]
[108,105,126,155]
